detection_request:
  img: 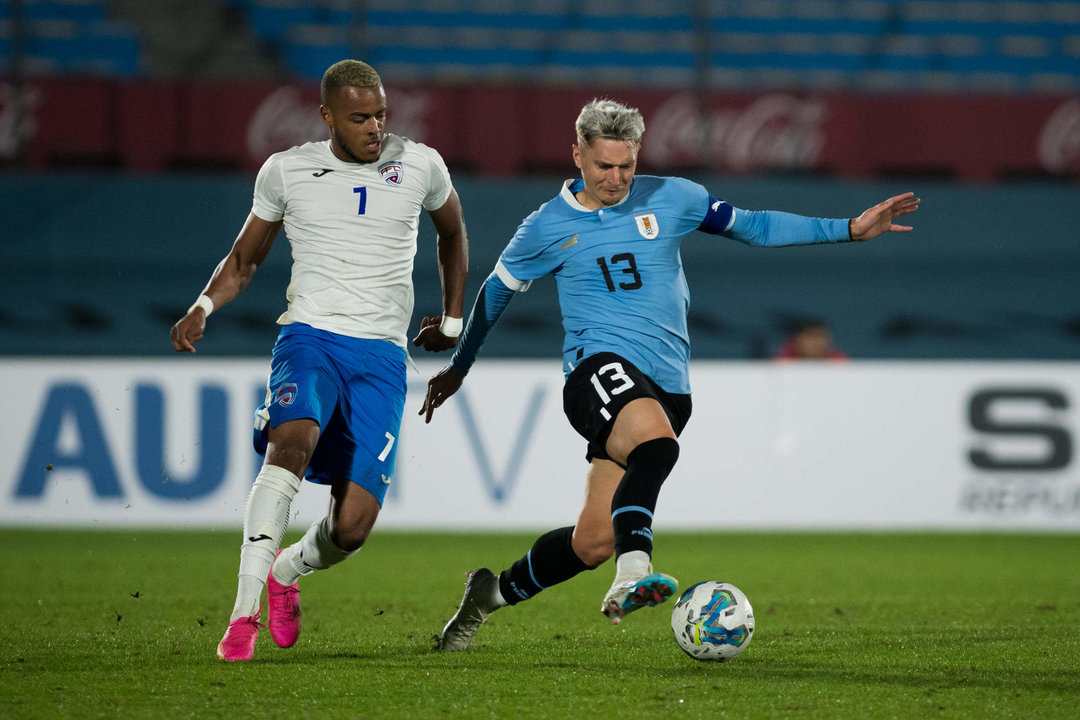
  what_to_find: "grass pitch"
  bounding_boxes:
[1,529,1077,719]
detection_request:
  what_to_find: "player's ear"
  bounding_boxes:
[319,105,333,129]
[572,142,583,169]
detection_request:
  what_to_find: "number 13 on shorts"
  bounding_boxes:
[590,362,635,421]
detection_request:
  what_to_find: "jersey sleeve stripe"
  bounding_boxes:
[495,259,533,292]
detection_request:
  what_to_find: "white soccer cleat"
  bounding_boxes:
[438,568,500,651]
[601,572,679,625]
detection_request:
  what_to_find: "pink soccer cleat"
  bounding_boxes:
[216,612,262,661]
[267,551,301,648]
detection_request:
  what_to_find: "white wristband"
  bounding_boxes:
[439,315,463,338]
[187,294,215,317]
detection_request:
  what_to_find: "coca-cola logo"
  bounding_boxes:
[644,93,827,171]
[246,86,431,161]
[1038,99,1080,174]
[246,86,325,160]
[0,84,39,158]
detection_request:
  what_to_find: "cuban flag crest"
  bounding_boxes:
[635,213,659,239]
[379,161,404,185]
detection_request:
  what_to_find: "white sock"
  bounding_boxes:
[491,581,508,608]
[274,515,356,587]
[613,550,652,582]
[230,465,302,621]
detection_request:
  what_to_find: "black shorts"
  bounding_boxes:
[562,352,692,463]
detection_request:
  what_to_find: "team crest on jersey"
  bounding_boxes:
[635,213,659,239]
[275,383,298,407]
[378,161,404,185]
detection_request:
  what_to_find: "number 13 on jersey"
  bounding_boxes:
[596,253,642,291]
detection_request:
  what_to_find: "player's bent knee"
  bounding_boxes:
[265,421,320,476]
[572,534,614,569]
[330,509,378,552]
[579,544,613,569]
[629,436,680,475]
[331,524,370,553]
[264,445,314,479]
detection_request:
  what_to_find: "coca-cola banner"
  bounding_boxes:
[3,78,1078,180]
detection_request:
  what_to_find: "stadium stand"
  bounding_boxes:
[3,0,142,75]
[3,1,1079,91]
[239,0,1080,92]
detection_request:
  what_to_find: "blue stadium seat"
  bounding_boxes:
[15,0,1080,91]
[8,2,141,77]
[367,10,567,32]
[246,0,320,45]
[22,19,139,75]
[283,40,351,79]
[23,1,106,24]
[250,0,1080,91]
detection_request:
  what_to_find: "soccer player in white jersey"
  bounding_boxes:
[170,60,469,661]
[421,98,919,651]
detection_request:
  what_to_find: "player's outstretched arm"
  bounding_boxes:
[848,192,921,242]
[420,366,464,423]
[417,270,518,422]
[170,213,281,353]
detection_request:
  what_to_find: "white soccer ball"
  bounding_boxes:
[670,581,755,661]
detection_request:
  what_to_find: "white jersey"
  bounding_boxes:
[251,134,453,347]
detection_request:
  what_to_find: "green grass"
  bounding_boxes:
[1,530,1077,719]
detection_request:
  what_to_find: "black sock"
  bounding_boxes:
[498,526,590,605]
[611,437,680,557]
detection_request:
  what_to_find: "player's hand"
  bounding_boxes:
[170,309,207,353]
[420,365,464,423]
[849,192,921,242]
[412,315,459,352]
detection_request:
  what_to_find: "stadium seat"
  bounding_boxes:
[246,0,320,45]
[209,0,1079,91]
[8,2,142,77]
[22,0,106,24]
[9,0,1080,97]
[21,19,139,75]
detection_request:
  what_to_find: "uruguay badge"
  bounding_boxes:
[635,213,659,239]
[378,161,404,185]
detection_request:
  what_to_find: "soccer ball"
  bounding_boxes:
[670,581,755,661]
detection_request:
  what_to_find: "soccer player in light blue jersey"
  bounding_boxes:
[421,98,919,651]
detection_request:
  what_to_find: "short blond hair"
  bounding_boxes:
[321,60,382,103]
[575,98,645,147]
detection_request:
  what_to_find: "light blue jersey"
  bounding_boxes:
[500,176,707,393]
[451,175,850,394]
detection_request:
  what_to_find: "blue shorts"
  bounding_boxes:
[253,323,407,505]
